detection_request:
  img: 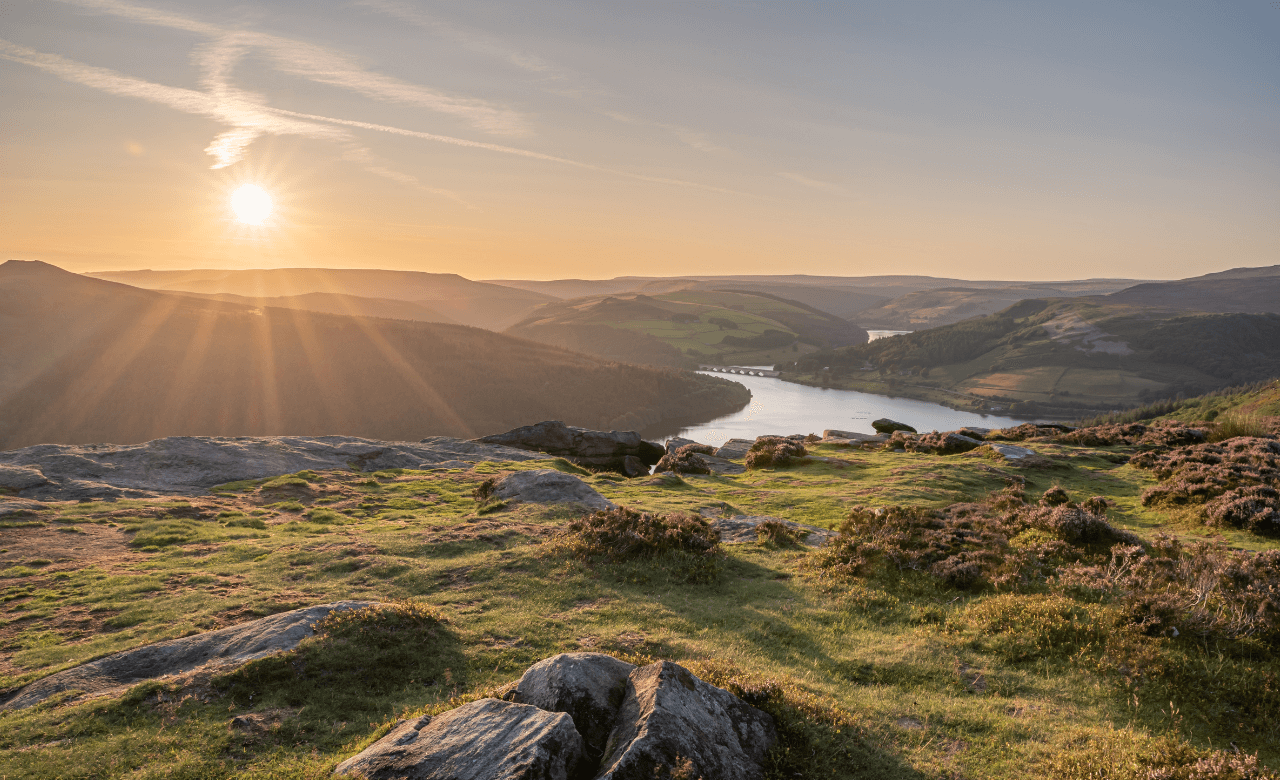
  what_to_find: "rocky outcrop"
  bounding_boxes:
[333,654,777,780]
[708,514,833,547]
[504,653,636,763]
[597,660,777,780]
[892,431,984,455]
[654,445,745,476]
[333,699,585,780]
[475,421,665,473]
[872,418,917,435]
[621,456,649,478]
[2,601,373,710]
[0,436,541,500]
[713,438,754,460]
[492,470,614,510]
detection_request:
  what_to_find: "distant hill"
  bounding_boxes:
[852,284,1136,330]
[1106,265,1280,313]
[507,289,868,367]
[87,268,556,330]
[486,274,1142,324]
[784,296,1280,415]
[172,291,459,324]
[0,261,749,449]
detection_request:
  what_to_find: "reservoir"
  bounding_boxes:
[647,371,1026,447]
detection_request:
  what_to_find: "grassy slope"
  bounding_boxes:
[2,436,1277,778]
[511,289,860,366]
[784,298,1280,417]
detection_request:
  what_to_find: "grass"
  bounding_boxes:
[1,439,1278,778]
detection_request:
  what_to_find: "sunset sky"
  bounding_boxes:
[3,0,1277,281]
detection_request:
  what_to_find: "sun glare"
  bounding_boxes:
[230,184,273,225]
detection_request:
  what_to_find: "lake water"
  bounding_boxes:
[649,371,1026,447]
[866,329,913,341]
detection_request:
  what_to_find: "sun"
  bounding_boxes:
[230,184,273,225]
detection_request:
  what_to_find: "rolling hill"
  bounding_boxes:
[506,289,869,367]
[1106,264,1280,313]
[0,261,749,449]
[487,274,1142,325]
[783,296,1280,415]
[87,268,555,330]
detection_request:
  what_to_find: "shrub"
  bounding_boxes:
[756,519,804,547]
[559,506,723,583]
[1055,543,1280,645]
[1039,486,1071,506]
[1135,438,1280,536]
[745,437,807,470]
[654,444,715,475]
[811,491,1143,590]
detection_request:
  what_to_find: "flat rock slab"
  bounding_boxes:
[504,652,636,762]
[597,660,777,780]
[476,421,665,470]
[988,443,1037,460]
[713,439,754,460]
[494,470,614,510]
[2,601,374,710]
[0,436,541,500]
[708,514,832,547]
[334,699,585,780]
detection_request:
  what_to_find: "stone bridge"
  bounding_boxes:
[698,364,780,377]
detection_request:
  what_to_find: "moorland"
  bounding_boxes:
[2,383,1279,778]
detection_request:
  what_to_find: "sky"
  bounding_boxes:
[2,0,1277,281]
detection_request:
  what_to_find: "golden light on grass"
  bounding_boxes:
[230,184,274,225]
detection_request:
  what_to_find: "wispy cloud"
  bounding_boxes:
[0,38,467,203]
[58,0,528,136]
[3,0,735,200]
[355,0,562,77]
[603,111,732,155]
[778,171,849,196]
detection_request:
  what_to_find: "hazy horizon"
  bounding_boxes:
[4,1,1278,280]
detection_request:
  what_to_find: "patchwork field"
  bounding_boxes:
[1,425,1278,778]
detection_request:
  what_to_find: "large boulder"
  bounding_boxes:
[597,660,777,780]
[476,421,665,473]
[2,601,374,710]
[871,418,916,435]
[333,699,585,780]
[492,470,614,510]
[0,436,541,500]
[713,439,754,460]
[504,652,636,763]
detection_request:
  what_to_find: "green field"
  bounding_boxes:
[3,416,1279,778]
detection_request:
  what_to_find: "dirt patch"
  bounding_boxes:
[0,522,135,571]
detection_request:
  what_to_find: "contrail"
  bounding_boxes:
[270,107,745,195]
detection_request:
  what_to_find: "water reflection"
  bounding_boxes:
[644,372,1026,447]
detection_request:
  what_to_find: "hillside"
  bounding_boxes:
[783,297,1280,416]
[173,291,459,324]
[0,261,749,449]
[507,289,869,367]
[853,284,1136,330]
[1106,264,1280,313]
[87,268,555,330]
[2,415,1279,777]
